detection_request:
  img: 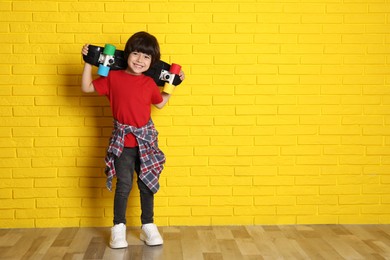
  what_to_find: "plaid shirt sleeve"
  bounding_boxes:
[104,120,165,193]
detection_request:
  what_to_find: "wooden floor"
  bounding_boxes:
[0,225,390,259]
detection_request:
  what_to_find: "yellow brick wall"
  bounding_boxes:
[1,1,390,228]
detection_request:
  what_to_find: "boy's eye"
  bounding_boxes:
[131,52,151,60]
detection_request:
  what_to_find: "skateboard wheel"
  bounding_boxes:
[103,44,116,55]
[163,83,175,94]
[169,63,181,74]
[98,64,110,76]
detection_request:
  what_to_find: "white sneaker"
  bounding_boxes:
[140,223,163,246]
[110,223,128,249]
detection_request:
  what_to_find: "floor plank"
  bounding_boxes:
[0,225,389,259]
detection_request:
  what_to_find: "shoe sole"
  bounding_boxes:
[140,234,163,246]
[109,242,128,249]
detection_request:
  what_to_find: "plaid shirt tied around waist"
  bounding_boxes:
[104,119,165,193]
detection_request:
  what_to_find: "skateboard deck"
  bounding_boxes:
[83,44,182,88]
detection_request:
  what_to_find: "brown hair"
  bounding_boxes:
[124,31,160,65]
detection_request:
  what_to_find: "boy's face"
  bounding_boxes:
[126,51,152,75]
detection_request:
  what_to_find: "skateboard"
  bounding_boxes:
[82,44,182,93]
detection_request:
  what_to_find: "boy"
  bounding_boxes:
[81,31,185,249]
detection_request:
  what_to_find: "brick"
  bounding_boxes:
[0,12,32,23]
[209,156,252,166]
[190,166,234,176]
[319,205,360,215]
[213,216,254,225]
[13,127,57,137]
[281,146,321,156]
[156,206,191,217]
[363,184,390,194]
[0,198,35,209]
[339,195,380,205]
[124,13,168,23]
[0,209,14,219]
[61,208,104,218]
[278,205,317,215]
[0,158,31,168]
[321,166,362,175]
[32,157,75,168]
[237,146,278,156]
[253,156,295,166]
[211,176,252,187]
[58,127,101,137]
[296,155,338,165]
[277,186,318,196]
[279,166,320,176]
[326,4,367,13]
[323,145,364,155]
[215,116,257,126]
[236,105,277,115]
[211,136,253,146]
[339,215,379,225]
[192,206,233,216]
[14,106,58,117]
[0,97,34,106]
[297,195,338,205]
[35,97,80,107]
[10,23,55,33]
[34,137,78,147]
[320,185,361,195]
[13,168,57,178]
[234,186,275,196]
[255,196,295,206]
[59,2,105,12]
[0,107,11,117]
[0,189,12,199]
[192,24,235,34]
[319,125,362,135]
[195,147,236,156]
[166,156,208,167]
[16,209,59,219]
[13,86,57,96]
[193,106,235,116]
[17,148,61,158]
[0,137,33,148]
[211,196,252,206]
[255,136,296,146]
[167,177,208,187]
[235,206,276,216]
[262,13,302,24]
[169,197,209,206]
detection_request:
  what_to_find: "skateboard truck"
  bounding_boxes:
[97,44,116,76]
[160,63,181,94]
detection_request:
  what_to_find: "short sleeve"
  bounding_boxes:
[93,76,109,96]
[151,83,163,104]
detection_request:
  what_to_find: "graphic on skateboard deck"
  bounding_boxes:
[83,44,182,93]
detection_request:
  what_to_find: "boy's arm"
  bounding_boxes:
[154,92,171,109]
[81,44,96,93]
[81,62,96,93]
[154,70,185,109]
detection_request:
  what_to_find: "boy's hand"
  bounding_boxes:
[81,44,89,56]
[179,70,185,81]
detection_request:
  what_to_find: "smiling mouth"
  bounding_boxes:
[133,63,144,69]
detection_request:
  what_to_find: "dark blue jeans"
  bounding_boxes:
[113,147,154,225]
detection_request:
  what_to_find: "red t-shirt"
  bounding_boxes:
[93,70,163,147]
